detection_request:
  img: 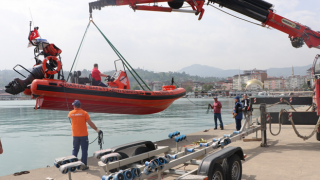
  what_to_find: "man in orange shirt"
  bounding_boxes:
[68,100,102,170]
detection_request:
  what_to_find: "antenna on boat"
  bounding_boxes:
[29,8,34,26]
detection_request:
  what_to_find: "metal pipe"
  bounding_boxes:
[171,9,197,13]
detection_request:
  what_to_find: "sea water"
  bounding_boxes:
[0,98,292,176]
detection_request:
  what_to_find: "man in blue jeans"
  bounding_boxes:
[68,100,102,170]
[209,96,224,130]
[233,96,243,131]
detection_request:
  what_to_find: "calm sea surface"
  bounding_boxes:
[0,98,293,176]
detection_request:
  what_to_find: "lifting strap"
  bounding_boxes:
[67,20,151,91]
[91,21,151,91]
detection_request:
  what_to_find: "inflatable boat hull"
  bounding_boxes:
[31,79,186,114]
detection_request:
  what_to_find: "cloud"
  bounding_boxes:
[0,0,319,74]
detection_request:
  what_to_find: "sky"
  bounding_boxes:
[0,0,319,73]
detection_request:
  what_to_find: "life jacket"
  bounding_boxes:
[233,101,243,119]
[44,44,62,57]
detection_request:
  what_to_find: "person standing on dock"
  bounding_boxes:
[68,100,102,170]
[209,96,224,130]
[241,94,250,118]
[233,96,243,131]
[0,138,3,154]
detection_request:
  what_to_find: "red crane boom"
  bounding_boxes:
[89,0,320,49]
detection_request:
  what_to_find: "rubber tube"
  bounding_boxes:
[114,172,125,180]
[174,136,180,142]
[102,175,114,180]
[212,138,221,142]
[186,148,194,152]
[123,170,133,180]
[69,166,77,173]
[157,157,166,165]
[131,168,141,178]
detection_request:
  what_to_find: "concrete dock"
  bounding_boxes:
[1,121,319,180]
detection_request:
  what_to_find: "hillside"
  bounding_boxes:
[177,64,312,77]
[0,68,223,90]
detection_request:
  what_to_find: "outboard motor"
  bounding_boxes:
[5,64,45,95]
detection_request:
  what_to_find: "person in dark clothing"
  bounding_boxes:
[241,94,250,118]
[233,96,243,131]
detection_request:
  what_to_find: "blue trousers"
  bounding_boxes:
[72,136,89,165]
[235,119,242,131]
[214,113,223,128]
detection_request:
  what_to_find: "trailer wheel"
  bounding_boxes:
[209,163,225,180]
[227,155,242,180]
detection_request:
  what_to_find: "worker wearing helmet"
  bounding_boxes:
[233,96,243,131]
[68,100,102,170]
[92,63,109,87]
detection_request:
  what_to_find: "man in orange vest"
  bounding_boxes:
[68,100,102,170]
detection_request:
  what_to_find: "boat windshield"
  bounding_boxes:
[313,54,320,75]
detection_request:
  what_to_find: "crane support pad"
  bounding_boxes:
[197,146,244,177]
[269,112,318,125]
[250,97,312,106]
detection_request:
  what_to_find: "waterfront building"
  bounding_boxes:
[221,79,233,90]
[285,75,307,89]
[232,68,267,90]
[264,78,285,90]
[148,81,170,91]
[306,67,313,87]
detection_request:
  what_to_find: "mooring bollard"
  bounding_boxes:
[260,103,268,147]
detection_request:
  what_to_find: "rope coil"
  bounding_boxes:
[259,99,318,140]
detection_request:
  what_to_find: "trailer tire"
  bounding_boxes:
[227,155,242,180]
[316,131,320,141]
[209,163,225,180]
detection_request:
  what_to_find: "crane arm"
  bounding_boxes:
[89,0,320,49]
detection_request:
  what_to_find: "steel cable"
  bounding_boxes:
[208,4,267,28]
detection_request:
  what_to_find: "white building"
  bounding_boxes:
[306,68,313,87]
[285,75,307,89]
[149,81,169,91]
[232,74,250,90]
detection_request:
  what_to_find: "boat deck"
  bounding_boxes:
[1,121,319,180]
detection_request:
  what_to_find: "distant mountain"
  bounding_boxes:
[177,64,239,77]
[177,64,312,77]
